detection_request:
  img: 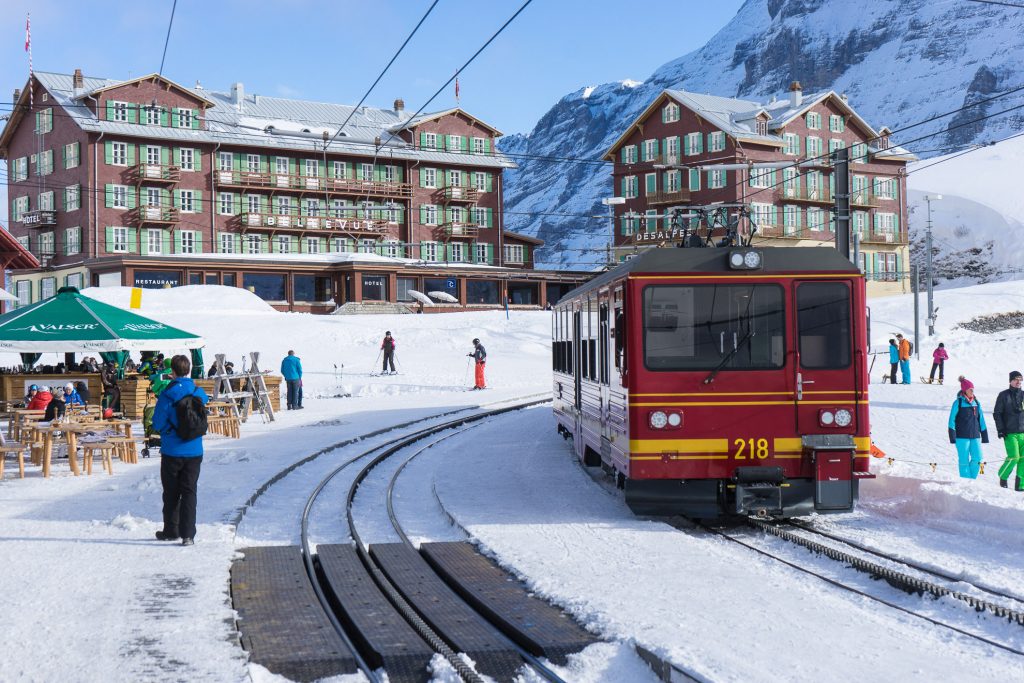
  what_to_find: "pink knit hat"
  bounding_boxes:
[959,375,974,392]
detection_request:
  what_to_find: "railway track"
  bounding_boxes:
[678,516,1024,658]
[231,397,605,683]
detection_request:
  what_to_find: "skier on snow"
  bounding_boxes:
[926,343,948,384]
[947,376,988,479]
[468,338,487,390]
[896,333,912,384]
[381,331,397,375]
[993,370,1024,490]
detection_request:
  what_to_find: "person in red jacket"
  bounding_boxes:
[380,331,397,375]
[927,343,949,384]
[27,386,53,411]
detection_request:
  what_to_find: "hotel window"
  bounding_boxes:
[329,238,345,253]
[504,244,525,264]
[333,161,348,178]
[41,276,56,299]
[179,190,195,213]
[361,163,374,180]
[447,135,463,151]
[751,202,775,227]
[807,207,825,230]
[112,185,129,209]
[65,227,81,255]
[145,145,161,165]
[623,145,638,164]
[246,235,262,254]
[685,132,702,156]
[305,199,320,216]
[876,212,897,234]
[829,115,845,133]
[806,136,823,158]
[448,169,461,187]
[385,205,399,223]
[64,185,81,212]
[620,212,638,236]
[111,142,128,166]
[220,234,237,254]
[179,148,195,171]
[276,157,289,176]
[708,131,726,152]
[246,154,260,172]
[277,196,292,215]
[13,196,29,221]
[472,137,486,154]
[475,243,489,263]
[749,168,771,189]
[332,200,347,218]
[384,241,400,258]
[383,165,397,183]
[40,232,55,256]
[145,105,161,126]
[13,157,28,181]
[358,239,375,253]
[144,188,161,207]
[177,109,194,128]
[783,205,800,235]
[782,168,798,197]
[450,206,463,224]
[645,209,658,232]
[851,143,869,163]
[422,168,437,188]
[247,195,262,214]
[219,192,234,215]
[806,112,821,130]
[147,229,163,255]
[180,231,196,254]
[829,139,845,156]
[450,242,465,262]
[16,281,30,307]
[853,211,868,235]
[663,103,680,123]
[423,132,437,149]
[111,101,129,122]
[422,241,438,261]
[756,119,768,136]
[111,227,129,252]
[423,204,439,225]
[708,169,727,189]
[276,235,292,253]
[474,172,487,192]
[623,175,638,199]
[64,143,80,169]
[37,191,53,212]
[304,159,319,177]
[644,139,658,161]
[305,237,321,254]
[783,133,800,156]
[645,172,657,196]
[876,177,897,200]
[473,206,487,226]
[218,152,233,171]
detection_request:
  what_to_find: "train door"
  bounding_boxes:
[573,308,582,415]
[792,280,856,432]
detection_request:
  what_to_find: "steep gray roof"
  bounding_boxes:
[29,71,515,168]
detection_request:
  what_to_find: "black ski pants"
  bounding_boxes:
[889,363,899,384]
[383,350,395,373]
[161,455,203,540]
[929,361,944,381]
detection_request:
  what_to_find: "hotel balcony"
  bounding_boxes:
[778,187,881,208]
[437,221,480,240]
[133,206,180,225]
[132,163,180,184]
[217,171,412,198]
[239,212,390,234]
[22,210,57,227]
[646,189,692,205]
[438,186,480,203]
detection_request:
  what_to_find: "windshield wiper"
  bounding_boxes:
[703,330,755,385]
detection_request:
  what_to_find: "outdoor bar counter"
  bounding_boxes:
[0,373,282,420]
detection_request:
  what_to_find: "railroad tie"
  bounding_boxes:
[231,546,358,682]
[317,544,434,683]
[370,543,524,682]
[420,541,598,665]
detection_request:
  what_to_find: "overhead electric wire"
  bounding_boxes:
[964,0,1024,8]
[324,0,439,151]
[157,0,178,79]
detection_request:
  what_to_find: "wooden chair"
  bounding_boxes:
[105,435,138,465]
[0,429,28,479]
[82,442,116,475]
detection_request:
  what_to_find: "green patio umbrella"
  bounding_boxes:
[0,287,203,353]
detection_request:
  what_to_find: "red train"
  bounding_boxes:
[552,246,873,519]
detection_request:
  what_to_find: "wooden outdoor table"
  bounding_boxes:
[33,425,63,478]
[11,409,46,440]
[105,419,134,439]
[61,423,104,476]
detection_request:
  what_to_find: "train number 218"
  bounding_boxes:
[733,438,769,459]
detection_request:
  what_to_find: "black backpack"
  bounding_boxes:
[906,340,914,355]
[173,385,208,441]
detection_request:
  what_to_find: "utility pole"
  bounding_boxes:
[912,264,920,361]
[924,194,940,336]
[832,147,851,260]
[602,197,625,266]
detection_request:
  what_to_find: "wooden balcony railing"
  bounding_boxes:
[217,171,412,198]
[22,210,57,227]
[646,189,691,205]
[239,212,390,234]
[133,163,180,183]
[133,206,180,225]
[439,186,480,203]
[438,222,480,240]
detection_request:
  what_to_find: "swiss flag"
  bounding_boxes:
[24,14,30,52]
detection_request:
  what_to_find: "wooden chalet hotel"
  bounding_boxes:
[604,82,916,296]
[0,69,585,311]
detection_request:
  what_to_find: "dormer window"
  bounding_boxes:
[144,105,162,126]
[663,103,680,123]
[110,101,129,122]
[756,119,768,136]
[879,135,890,149]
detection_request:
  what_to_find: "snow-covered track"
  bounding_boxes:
[691,518,1024,657]
[786,518,1024,610]
[341,399,575,683]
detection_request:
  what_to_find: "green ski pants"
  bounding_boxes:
[998,432,1024,481]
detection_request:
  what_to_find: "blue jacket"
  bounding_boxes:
[152,377,209,457]
[280,355,302,380]
[61,389,85,406]
[889,345,899,364]
[948,394,988,440]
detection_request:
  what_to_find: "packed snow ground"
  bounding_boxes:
[1,282,1023,681]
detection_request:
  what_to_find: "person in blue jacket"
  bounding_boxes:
[61,382,85,406]
[948,375,989,479]
[280,350,303,410]
[887,339,899,384]
[153,355,209,546]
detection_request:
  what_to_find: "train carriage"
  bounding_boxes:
[552,246,873,519]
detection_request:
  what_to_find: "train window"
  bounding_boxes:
[642,284,785,370]
[797,282,851,369]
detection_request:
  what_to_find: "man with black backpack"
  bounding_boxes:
[152,355,209,546]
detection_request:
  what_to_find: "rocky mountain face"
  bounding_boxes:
[501,0,1024,268]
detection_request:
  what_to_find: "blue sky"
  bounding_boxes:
[1,0,744,135]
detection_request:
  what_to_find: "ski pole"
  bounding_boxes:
[395,354,403,372]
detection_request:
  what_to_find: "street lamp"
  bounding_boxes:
[923,194,941,336]
[602,197,626,265]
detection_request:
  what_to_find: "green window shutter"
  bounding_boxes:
[161,231,171,254]
[646,174,656,194]
[696,134,703,154]
[172,190,180,209]
[462,137,469,153]
[654,139,660,157]
[170,109,178,127]
[104,141,114,165]
[194,231,204,253]
[161,188,171,211]
[621,178,627,195]
[872,213,879,231]
[127,187,136,210]
[127,103,137,124]
[192,109,200,129]
[160,108,168,126]
[174,230,183,252]
[419,132,426,148]
[127,228,138,253]
[661,107,667,124]
[61,145,67,168]
[105,227,115,253]
[706,133,713,150]
[689,168,700,191]
[486,244,494,264]
[105,102,114,121]
[232,153,242,171]
[485,173,493,192]
[772,205,779,225]
[194,149,202,172]
[420,206,428,224]
[127,145,136,166]
[161,147,170,166]
[487,208,494,228]
[706,170,713,185]
[620,148,627,163]
[683,136,690,155]
[893,214,900,233]
[173,148,181,166]
[104,185,114,208]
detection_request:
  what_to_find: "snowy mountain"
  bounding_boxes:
[502,0,1024,268]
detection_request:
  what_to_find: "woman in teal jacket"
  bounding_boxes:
[948,376,989,479]
[887,339,899,384]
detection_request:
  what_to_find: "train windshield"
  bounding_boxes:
[797,282,851,369]
[643,284,785,370]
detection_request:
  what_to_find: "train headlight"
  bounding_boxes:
[649,411,668,429]
[666,412,683,428]
[834,408,853,427]
[728,249,763,270]
[819,410,835,427]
